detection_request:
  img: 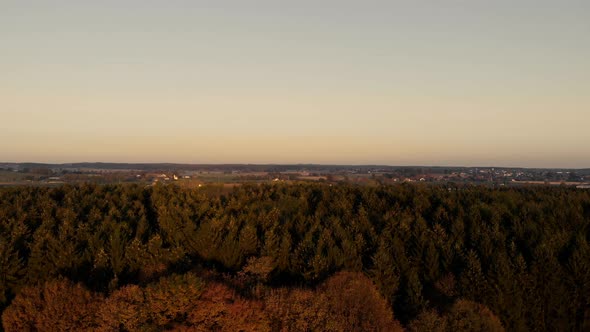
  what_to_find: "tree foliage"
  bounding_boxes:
[1,183,589,330]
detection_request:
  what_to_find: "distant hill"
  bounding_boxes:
[1,162,589,175]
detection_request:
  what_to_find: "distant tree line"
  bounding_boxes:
[1,183,589,331]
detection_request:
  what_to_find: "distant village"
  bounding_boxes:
[1,163,589,188]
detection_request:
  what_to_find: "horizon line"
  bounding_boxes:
[2,161,589,171]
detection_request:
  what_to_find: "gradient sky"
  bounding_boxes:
[1,1,589,167]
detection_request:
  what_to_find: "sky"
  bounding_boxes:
[1,0,589,167]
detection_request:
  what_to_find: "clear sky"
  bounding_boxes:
[1,1,589,167]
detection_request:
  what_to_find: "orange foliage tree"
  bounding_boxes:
[96,284,147,331]
[186,281,269,331]
[408,299,505,332]
[1,278,101,331]
[265,271,403,332]
[143,272,204,328]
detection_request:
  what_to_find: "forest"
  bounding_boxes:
[0,183,589,331]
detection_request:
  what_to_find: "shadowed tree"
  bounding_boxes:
[446,299,505,332]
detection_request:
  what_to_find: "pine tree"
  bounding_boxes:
[398,268,427,322]
[370,239,400,306]
[565,236,590,331]
[238,224,259,257]
[0,238,23,305]
[424,242,441,283]
[460,250,490,303]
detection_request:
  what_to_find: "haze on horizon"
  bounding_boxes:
[1,1,589,168]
